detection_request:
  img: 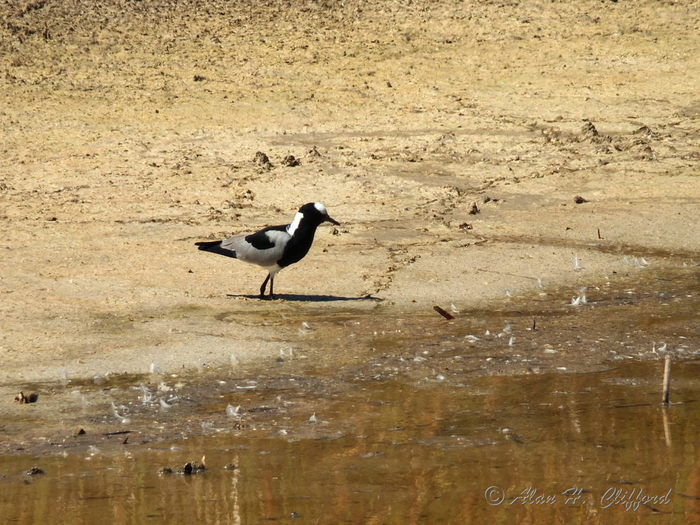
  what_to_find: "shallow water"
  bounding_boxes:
[2,266,699,523]
[2,360,700,524]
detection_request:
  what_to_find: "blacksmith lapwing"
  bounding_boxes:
[195,203,339,299]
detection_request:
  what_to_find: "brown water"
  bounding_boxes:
[2,361,700,524]
[2,266,699,524]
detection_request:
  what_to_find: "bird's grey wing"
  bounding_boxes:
[218,234,246,253]
[225,227,291,268]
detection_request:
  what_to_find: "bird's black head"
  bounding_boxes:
[298,203,340,227]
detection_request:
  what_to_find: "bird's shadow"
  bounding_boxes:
[226,293,382,303]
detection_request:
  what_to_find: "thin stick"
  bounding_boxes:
[662,355,671,405]
[662,407,672,447]
[433,305,455,320]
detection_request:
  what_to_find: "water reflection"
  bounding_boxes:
[2,361,700,523]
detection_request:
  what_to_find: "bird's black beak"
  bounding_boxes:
[326,215,340,226]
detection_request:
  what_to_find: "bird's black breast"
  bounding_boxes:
[278,225,316,268]
[245,225,287,250]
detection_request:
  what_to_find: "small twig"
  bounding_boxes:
[433,306,455,320]
[662,355,671,405]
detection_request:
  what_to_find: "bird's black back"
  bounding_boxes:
[244,225,287,250]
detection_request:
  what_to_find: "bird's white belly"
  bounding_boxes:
[262,263,283,276]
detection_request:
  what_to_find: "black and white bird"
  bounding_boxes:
[195,203,340,299]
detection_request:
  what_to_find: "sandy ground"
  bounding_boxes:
[1,0,699,392]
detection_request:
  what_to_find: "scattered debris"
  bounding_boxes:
[254,151,272,170]
[581,120,612,144]
[226,404,242,418]
[582,120,599,138]
[634,125,657,138]
[572,256,583,272]
[306,146,322,158]
[639,145,656,161]
[14,391,38,404]
[480,195,498,204]
[570,291,587,306]
[573,195,588,204]
[26,467,45,476]
[467,202,480,215]
[158,457,207,476]
[179,460,207,475]
[140,383,154,404]
[282,155,300,167]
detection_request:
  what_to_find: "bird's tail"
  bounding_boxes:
[195,240,237,259]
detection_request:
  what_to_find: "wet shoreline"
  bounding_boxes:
[3,264,698,458]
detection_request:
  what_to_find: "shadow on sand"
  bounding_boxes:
[225,293,382,303]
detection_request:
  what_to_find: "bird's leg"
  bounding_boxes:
[260,274,271,299]
[269,275,275,300]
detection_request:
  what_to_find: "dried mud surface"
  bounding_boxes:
[1,0,700,451]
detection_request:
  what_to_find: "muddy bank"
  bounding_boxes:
[2,264,698,457]
[1,0,699,447]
